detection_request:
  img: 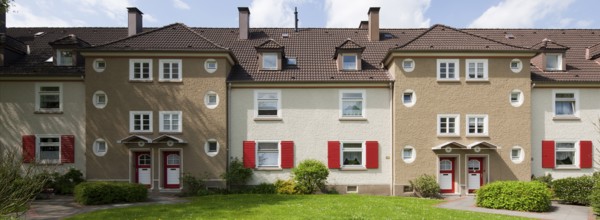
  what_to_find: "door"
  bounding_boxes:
[467,157,484,193]
[135,152,152,188]
[439,157,455,193]
[164,151,181,189]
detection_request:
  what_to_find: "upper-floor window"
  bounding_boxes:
[255,90,281,118]
[438,114,459,136]
[437,59,459,81]
[130,111,152,133]
[262,53,278,70]
[93,59,106,72]
[342,54,358,70]
[56,49,74,66]
[466,114,488,136]
[553,90,578,117]
[546,54,563,71]
[159,59,182,82]
[159,111,182,133]
[36,83,62,113]
[466,59,488,80]
[204,59,218,73]
[129,59,152,81]
[510,59,522,73]
[340,90,365,118]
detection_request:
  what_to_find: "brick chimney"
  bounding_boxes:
[358,21,368,29]
[127,7,143,36]
[368,7,380,41]
[238,7,250,40]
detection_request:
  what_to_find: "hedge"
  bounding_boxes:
[590,179,600,214]
[552,176,594,205]
[476,181,552,212]
[74,182,148,205]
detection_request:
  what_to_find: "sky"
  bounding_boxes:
[6,0,599,29]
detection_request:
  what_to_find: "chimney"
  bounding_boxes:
[127,7,143,36]
[585,48,591,60]
[368,7,380,41]
[358,21,368,29]
[238,7,250,40]
[294,7,299,32]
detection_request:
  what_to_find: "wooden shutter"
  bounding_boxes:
[365,141,379,169]
[22,135,36,163]
[280,141,294,168]
[243,141,256,168]
[580,140,593,168]
[541,140,555,168]
[61,135,75,163]
[327,141,340,169]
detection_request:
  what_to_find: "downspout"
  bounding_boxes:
[227,82,232,188]
[389,81,394,196]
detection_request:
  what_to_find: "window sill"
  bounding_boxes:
[554,166,580,170]
[465,79,489,82]
[255,167,283,171]
[34,110,63,114]
[437,134,460,138]
[254,117,283,121]
[339,117,367,121]
[466,134,489,138]
[261,68,279,71]
[552,116,580,121]
[158,80,183,83]
[436,79,460,82]
[159,131,182,134]
[340,166,367,171]
[130,131,153,135]
[129,79,153,83]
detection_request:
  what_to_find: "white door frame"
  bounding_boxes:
[129,148,154,190]
[436,154,461,195]
[465,154,490,195]
[159,148,183,190]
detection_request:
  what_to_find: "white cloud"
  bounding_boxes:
[469,0,574,28]
[324,0,430,28]
[249,0,309,27]
[7,2,73,27]
[173,0,191,10]
[144,14,158,23]
[576,20,593,28]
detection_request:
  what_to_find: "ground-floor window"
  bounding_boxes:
[257,142,279,167]
[342,142,363,166]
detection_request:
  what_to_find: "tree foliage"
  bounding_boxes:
[0,0,13,13]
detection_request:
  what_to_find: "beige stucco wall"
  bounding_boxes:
[531,88,600,178]
[0,81,86,173]
[391,56,532,195]
[84,54,229,189]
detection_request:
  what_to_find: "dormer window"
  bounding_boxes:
[546,53,563,71]
[262,53,278,70]
[334,38,365,71]
[342,54,358,70]
[255,39,285,71]
[56,49,74,66]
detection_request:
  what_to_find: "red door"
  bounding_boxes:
[164,151,181,189]
[135,152,152,188]
[439,157,455,193]
[467,157,484,193]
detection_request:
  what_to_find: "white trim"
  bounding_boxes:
[254,90,282,119]
[128,148,154,190]
[402,89,416,107]
[255,140,281,168]
[118,135,153,144]
[92,90,107,109]
[436,59,460,81]
[432,142,468,150]
[465,154,490,195]
[35,83,63,113]
[341,53,358,70]
[152,135,186,144]
[129,59,153,81]
[402,58,415,72]
[510,89,524,107]
[510,59,522,73]
[262,53,278,70]
[465,59,488,81]
[554,140,580,169]
[158,59,183,82]
[204,91,219,109]
[465,114,489,137]
[93,58,106,72]
[437,154,461,195]
[510,146,524,164]
[204,59,218,73]
[158,148,183,190]
[204,139,219,157]
[129,111,153,133]
[340,141,366,169]
[552,89,579,118]
[545,53,563,71]
[437,114,460,137]
[467,141,501,149]
[56,49,74,66]
[93,138,108,157]
[35,134,61,164]
[402,146,416,163]
[159,111,183,133]
[339,89,366,119]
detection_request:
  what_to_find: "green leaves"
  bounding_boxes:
[476,181,552,212]
[291,159,329,194]
[552,176,595,205]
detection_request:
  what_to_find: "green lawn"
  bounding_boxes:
[68,194,527,220]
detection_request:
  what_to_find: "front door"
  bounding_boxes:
[135,152,152,187]
[164,151,181,189]
[467,157,484,193]
[439,157,455,193]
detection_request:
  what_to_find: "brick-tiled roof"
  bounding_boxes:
[530,38,569,50]
[48,34,91,47]
[255,39,284,49]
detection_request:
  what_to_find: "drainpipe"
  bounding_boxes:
[389,81,394,196]
[227,82,232,189]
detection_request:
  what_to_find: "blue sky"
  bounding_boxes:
[6,0,598,29]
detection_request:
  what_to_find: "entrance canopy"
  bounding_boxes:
[152,135,187,145]
[432,142,467,150]
[117,135,152,144]
[467,141,501,150]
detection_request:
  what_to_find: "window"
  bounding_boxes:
[204,139,219,157]
[553,90,578,117]
[56,49,74,66]
[255,90,281,118]
[287,57,297,65]
[129,59,152,81]
[37,136,60,163]
[138,154,151,165]
[440,159,452,171]
[438,114,460,136]
[556,142,576,167]
[510,59,522,73]
[93,138,107,157]
[340,90,365,118]
[546,54,562,71]
[510,89,524,107]
[466,59,488,80]
[204,59,218,73]
[402,59,415,72]
[437,59,459,80]
[167,154,180,165]
[402,146,416,163]
[257,142,279,167]
[402,89,416,107]
[159,59,182,82]
[36,83,62,112]
[130,111,152,133]
[93,91,107,109]
[93,59,106,72]
[510,146,524,164]
[204,91,219,109]
[466,115,488,136]
[262,53,278,70]
[342,142,364,167]
[342,54,357,70]
[159,111,182,133]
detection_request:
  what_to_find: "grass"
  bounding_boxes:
[67,194,527,220]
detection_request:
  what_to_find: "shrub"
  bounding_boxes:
[251,183,276,194]
[552,175,594,205]
[476,181,551,212]
[291,159,329,194]
[74,182,147,205]
[531,174,553,188]
[221,158,253,187]
[51,168,85,195]
[274,179,298,195]
[409,174,440,198]
[180,173,209,197]
[590,179,600,214]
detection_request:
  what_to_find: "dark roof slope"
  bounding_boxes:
[48,34,91,47]
[530,38,569,50]
[255,39,284,49]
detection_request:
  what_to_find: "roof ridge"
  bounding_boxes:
[336,38,364,49]
[179,23,229,50]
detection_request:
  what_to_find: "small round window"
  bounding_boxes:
[402,89,416,107]
[509,89,524,107]
[93,59,106,73]
[204,59,218,73]
[510,146,524,164]
[402,59,415,72]
[204,91,219,109]
[204,139,219,157]
[93,138,107,156]
[510,59,522,73]
[93,91,107,109]
[402,146,416,163]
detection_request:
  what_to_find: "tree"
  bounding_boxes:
[0,0,14,13]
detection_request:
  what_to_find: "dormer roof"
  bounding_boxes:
[530,38,569,51]
[334,38,365,59]
[255,39,284,50]
[48,34,91,47]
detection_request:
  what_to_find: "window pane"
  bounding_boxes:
[556,151,574,165]
[208,95,217,104]
[258,92,278,99]
[403,93,412,103]
[40,146,60,160]
[97,142,106,152]
[546,55,559,69]
[343,151,362,165]
[556,143,575,149]
[511,93,519,102]
[555,101,575,115]
[403,149,412,159]
[342,101,362,116]
[403,61,413,68]
[208,142,218,152]
[40,95,60,109]
[41,87,60,92]
[556,93,574,99]
[258,100,278,116]
[342,93,362,99]
[511,149,520,159]
[343,55,357,70]
[263,54,277,69]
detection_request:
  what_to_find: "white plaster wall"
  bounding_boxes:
[0,81,86,174]
[230,88,392,185]
[531,88,600,178]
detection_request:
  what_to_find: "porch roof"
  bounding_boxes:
[467,141,501,149]
[117,135,153,144]
[432,142,468,150]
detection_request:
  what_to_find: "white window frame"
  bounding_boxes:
[93,138,107,157]
[159,111,182,133]
[465,59,488,81]
[437,114,460,136]
[341,141,366,168]
[204,91,219,109]
[555,141,579,168]
[129,111,153,133]
[437,59,460,81]
[545,53,563,71]
[129,59,153,81]
[36,135,61,164]
[93,58,106,72]
[510,146,524,164]
[256,141,281,168]
[339,90,366,118]
[262,53,278,70]
[402,89,416,107]
[465,114,488,136]
[204,59,218,73]
[204,139,219,157]
[510,59,522,73]
[254,90,282,118]
[510,89,524,107]
[93,90,107,109]
[56,49,74,66]
[35,83,63,113]
[341,54,358,70]
[159,59,182,82]
[402,146,416,163]
[402,58,415,72]
[552,90,579,118]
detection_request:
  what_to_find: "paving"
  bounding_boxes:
[438,195,595,220]
[25,194,187,220]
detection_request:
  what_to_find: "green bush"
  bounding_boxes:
[409,174,440,198]
[180,173,209,197]
[51,168,85,195]
[292,159,329,194]
[552,175,594,205]
[476,181,551,212]
[531,174,553,189]
[274,179,298,195]
[590,179,600,214]
[221,158,253,187]
[251,183,276,194]
[74,182,147,205]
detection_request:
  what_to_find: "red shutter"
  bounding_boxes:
[580,140,593,168]
[61,135,75,163]
[280,141,294,168]
[243,141,256,168]
[22,135,36,163]
[366,141,379,169]
[541,140,555,168]
[328,141,340,169]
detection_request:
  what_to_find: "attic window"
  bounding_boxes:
[383,33,394,39]
[262,53,278,70]
[505,34,515,39]
[342,54,357,70]
[45,57,53,63]
[287,57,297,65]
[546,53,563,71]
[282,33,289,38]
[56,49,74,66]
[34,32,46,37]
